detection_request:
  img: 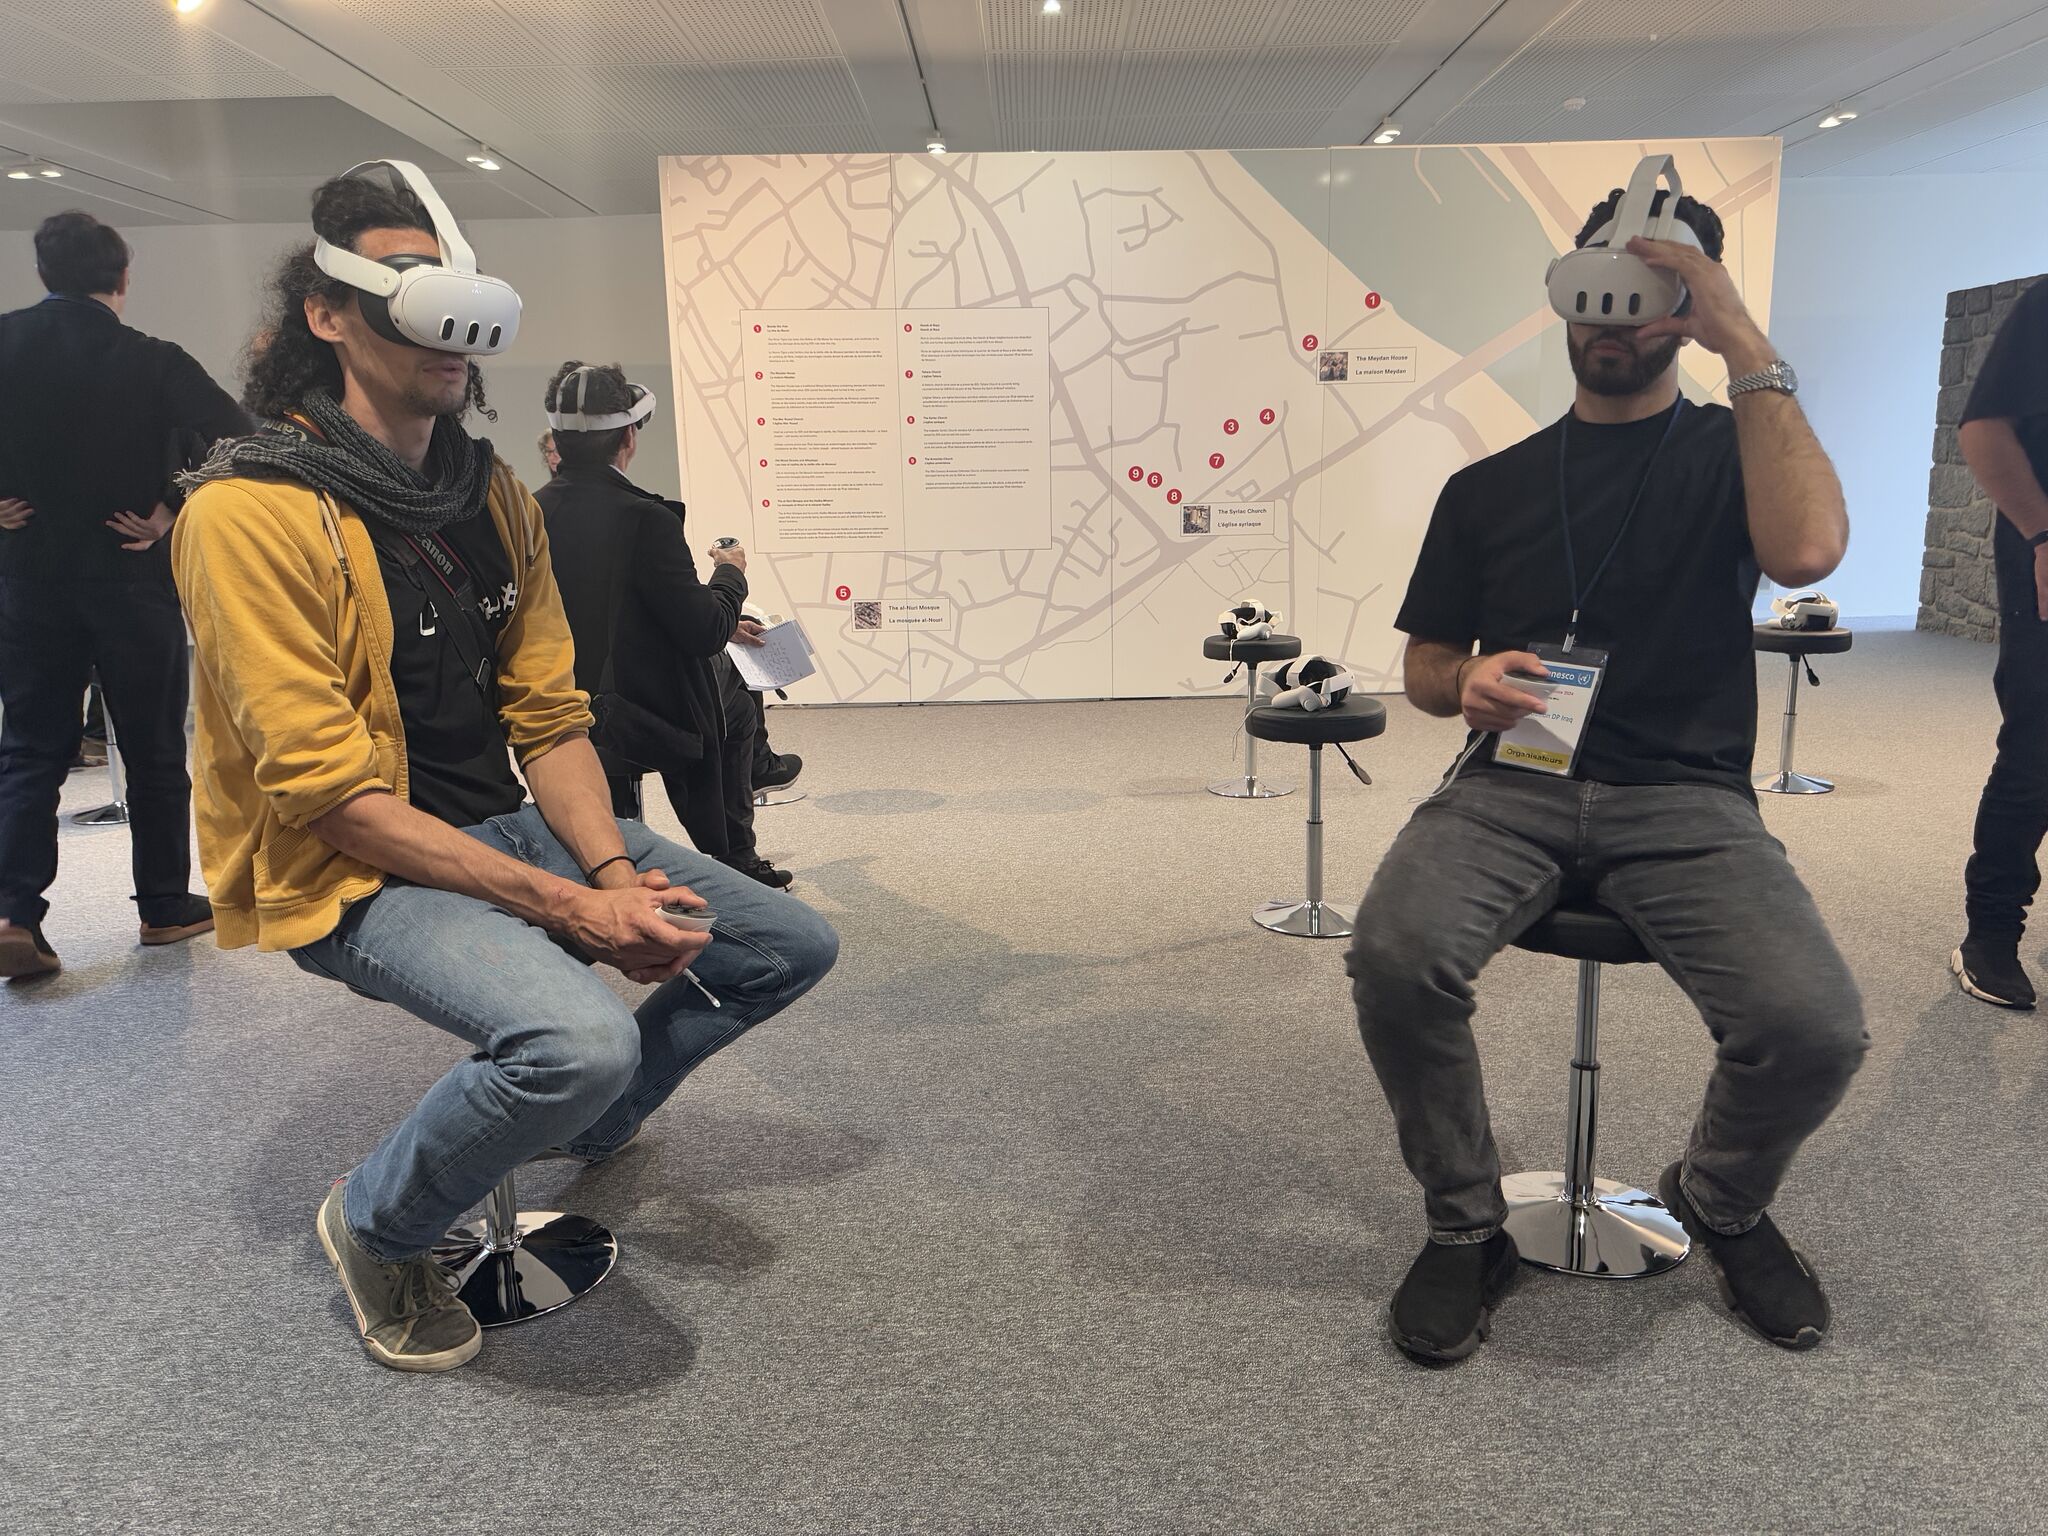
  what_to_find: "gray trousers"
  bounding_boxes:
[1346,765,1867,1243]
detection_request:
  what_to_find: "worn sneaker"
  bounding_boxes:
[754,752,804,791]
[140,894,217,947]
[315,1182,481,1373]
[1387,1231,1519,1364]
[1658,1163,1828,1351]
[0,919,60,980]
[1952,939,2035,1010]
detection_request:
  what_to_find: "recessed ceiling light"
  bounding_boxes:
[465,149,502,171]
[1370,118,1401,145]
[1816,103,1859,129]
[1042,0,1062,12]
[5,168,33,181]
[172,0,207,12]
[39,166,61,178]
[1563,97,1587,112]
[926,137,947,155]
[7,161,59,180]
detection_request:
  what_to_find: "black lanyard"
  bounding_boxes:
[1555,397,1684,652]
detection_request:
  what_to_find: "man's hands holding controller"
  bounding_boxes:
[709,537,747,573]
[564,864,712,985]
[1458,651,1550,734]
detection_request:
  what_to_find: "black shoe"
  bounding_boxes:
[754,752,803,791]
[1387,1231,1519,1364]
[730,855,794,891]
[1952,938,2035,1010]
[139,894,217,947]
[1658,1163,1829,1351]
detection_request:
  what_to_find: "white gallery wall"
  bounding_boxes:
[5,165,2041,641]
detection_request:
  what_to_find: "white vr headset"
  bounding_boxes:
[546,365,658,431]
[313,160,522,357]
[1258,655,1354,712]
[1545,154,1704,328]
[1218,600,1282,641]
[1770,591,1839,631]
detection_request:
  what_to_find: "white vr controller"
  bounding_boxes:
[547,365,658,432]
[1544,154,1703,328]
[314,160,523,357]
[1218,600,1282,641]
[1258,654,1354,712]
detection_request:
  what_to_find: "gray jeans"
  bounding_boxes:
[1346,766,1867,1243]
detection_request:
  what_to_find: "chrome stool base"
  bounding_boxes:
[1252,898,1351,939]
[434,1209,619,1328]
[753,788,806,807]
[1208,775,1294,799]
[72,801,130,826]
[1501,1171,1689,1279]
[1756,769,1833,796]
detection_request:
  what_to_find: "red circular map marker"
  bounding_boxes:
[753,323,762,333]
[907,415,916,424]
[1167,489,1182,505]
[908,456,917,465]
[1208,452,1225,469]
[905,369,914,379]
[759,458,767,467]
[761,499,770,507]
[757,416,766,425]
[903,322,913,332]
[1147,472,1162,489]
[754,371,763,380]
[1128,466,1144,482]
[1223,418,1239,435]
[835,585,851,602]
[1259,408,1276,425]
[1302,334,1319,351]
[1365,292,1382,310]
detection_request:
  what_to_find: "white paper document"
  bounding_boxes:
[726,620,817,692]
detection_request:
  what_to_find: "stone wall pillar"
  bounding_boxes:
[1920,275,2043,641]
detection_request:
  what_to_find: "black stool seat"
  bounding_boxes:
[1203,633,1303,664]
[1752,624,1853,657]
[1513,900,1650,967]
[1245,697,1386,746]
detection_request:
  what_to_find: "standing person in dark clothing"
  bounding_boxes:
[536,362,791,888]
[0,210,250,978]
[1956,279,2048,1009]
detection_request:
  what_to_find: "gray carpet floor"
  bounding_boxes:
[5,628,2045,1534]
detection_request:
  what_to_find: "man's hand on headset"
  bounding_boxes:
[1459,651,1549,735]
[1625,236,1776,375]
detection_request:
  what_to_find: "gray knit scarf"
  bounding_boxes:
[181,390,494,536]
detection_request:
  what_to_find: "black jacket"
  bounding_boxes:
[536,463,747,834]
[0,293,249,587]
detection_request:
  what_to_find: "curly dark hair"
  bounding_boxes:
[243,166,493,423]
[1574,186,1725,261]
[544,361,634,468]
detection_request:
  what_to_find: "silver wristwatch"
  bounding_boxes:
[1728,358,1798,398]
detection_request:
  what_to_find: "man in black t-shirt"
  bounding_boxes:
[1349,185,1866,1364]
[1954,279,2048,1009]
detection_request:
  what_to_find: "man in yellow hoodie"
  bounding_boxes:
[174,162,837,1373]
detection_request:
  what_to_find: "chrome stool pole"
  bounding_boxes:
[1756,652,1832,795]
[432,1169,619,1327]
[1502,955,1688,1278]
[1210,660,1293,799]
[72,682,130,827]
[1254,745,1351,938]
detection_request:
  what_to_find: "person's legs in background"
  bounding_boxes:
[751,688,803,791]
[83,581,212,942]
[714,655,791,889]
[1960,529,2048,1007]
[0,578,90,975]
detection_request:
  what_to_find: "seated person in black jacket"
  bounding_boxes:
[535,362,790,889]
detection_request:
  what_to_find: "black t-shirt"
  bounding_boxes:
[1396,399,1761,793]
[1962,279,2048,606]
[368,512,527,828]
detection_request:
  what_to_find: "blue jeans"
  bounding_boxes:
[290,805,839,1261]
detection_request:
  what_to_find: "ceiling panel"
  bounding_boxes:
[0,1,320,100]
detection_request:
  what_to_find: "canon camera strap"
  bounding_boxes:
[396,528,498,707]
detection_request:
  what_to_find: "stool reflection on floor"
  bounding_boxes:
[431,1170,619,1327]
[1501,900,1690,1278]
[1242,695,1386,939]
